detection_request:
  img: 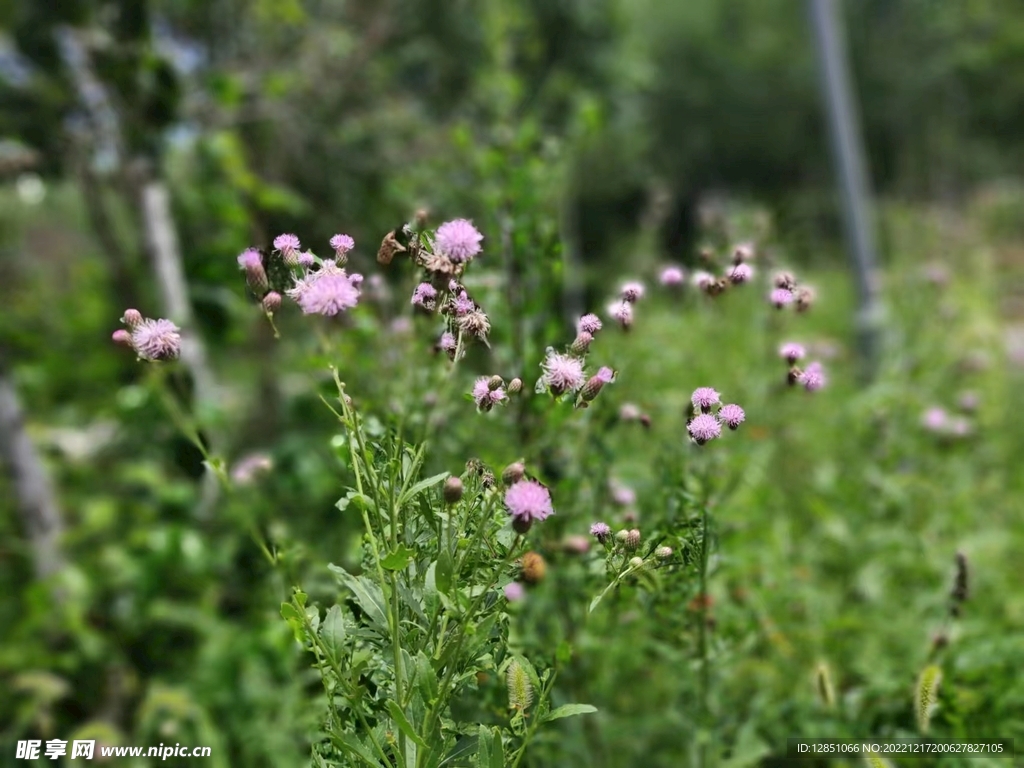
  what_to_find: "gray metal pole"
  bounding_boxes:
[808,0,882,376]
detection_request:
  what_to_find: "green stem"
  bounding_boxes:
[698,502,710,768]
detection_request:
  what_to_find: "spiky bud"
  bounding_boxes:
[507,378,523,395]
[502,462,525,485]
[614,529,630,545]
[915,665,942,734]
[628,556,644,569]
[443,476,463,504]
[488,375,504,392]
[625,529,641,551]
[481,470,496,490]
[655,546,673,559]
[262,291,282,313]
[521,551,546,584]
[457,310,491,339]
[122,309,143,328]
[580,375,606,403]
[112,329,132,347]
[570,331,593,356]
[773,271,796,290]
[506,659,534,711]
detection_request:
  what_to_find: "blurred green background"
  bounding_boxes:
[1,0,1023,766]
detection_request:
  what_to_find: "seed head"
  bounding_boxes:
[502,462,525,485]
[457,310,490,340]
[521,551,547,584]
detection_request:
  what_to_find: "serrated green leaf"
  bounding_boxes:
[381,544,416,571]
[541,704,598,723]
[416,652,438,705]
[329,565,389,631]
[387,701,428,748]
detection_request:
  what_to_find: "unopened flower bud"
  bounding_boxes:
[262,291,282,313]
[773,271,796,290]
[112,329,132,347]
[488,375,504,391]
[625,529,641,551]
[570,331,593,356]
[580,375,605,403]
[122,309,143,328]
[507,378,523,395]
[629,556,644,569]
[502,462,525,485]
[615,529,630,544]
[655,546,673,559]
[415,208,429,228]
[443,476,463,504]
[794,286,815,312]
[481,470,496,490]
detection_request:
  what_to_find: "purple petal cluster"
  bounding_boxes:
[505,480,554,526]
[435,219,483,263]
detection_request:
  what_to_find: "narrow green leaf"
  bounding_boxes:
[320,605,346,662]
[541,704,598,723]
[328,730,380,766]
[489,727,504,768]
[381,544,416,571]
[435,551,453,596]
[387,700,429,748]
[329,565,388,631]
[415,652,438,705]
[400,471,449,505]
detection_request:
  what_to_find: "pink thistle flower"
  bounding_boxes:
[411,282,437,310]
[692,270,715,290]
[541,351,586,395]
[273,233,301,263]
[922,407,948,432]
[472,376,507,411]
[503,582,525,602]
[439,331,457,353]
[435,218,483,263]
[770,287,794,308]
[733,243,755,262]
[292,271,361,316]
[957,391,979,412]
[131,318,181,361]
[504,479,554,530]
[590,522,611,543]
[948,417,972,437]
[349,273,364,287]
[620,281,646,302]
[595,366,614,383]
[798,362,827,391]
[608,300,633,329]
[610,481,636,506]
[688,413,722,445]
[691,387,721,413]
[390,317,413,335]
[297,250,316,267]
[237,248,262,270]
[451,291,475,316]
[660,265,685,287]
[577,313,603,335]
[619,403,642,421]
[780,342,806,364]
[231,453,273,485]
[718,404,745,430]
[330,234,355,255]
[727,263,753,284]
[579,367,614,403]
[112,329,132,347]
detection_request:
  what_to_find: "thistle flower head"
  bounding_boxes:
[443,476,463,504]
[624,529,641,551]
[411,282,437,310]
[608,300,633,329]
[691,387,721,412]
[620,281,645,302]
[507,377,523,394]
[237,248,263,270]
[727,263,753,284]
[502,462,526,485]
[659,265,685,286]
[262,291,282,312]
[504,479,554,528]
[112,329,132,347]
[292,271,361,316]
[718,403,745,430]
[590,522,611,543]
[692,270,715,290]
[541,351,586,395]
[330,233,355,255]
[922,407,948,432]
[577,313,603,335]
[610,481,636,506]
[688,413,722,445]
[655,546,673,559]
[439,331,457,355]
[451,291,475,316]
[131,318,182,361]
[503,582,525,602]
[780,342,806,364]
[770,287,794,308]
[273,233,300,259]
[231,453,273,485]
[472,376,507,410]
[733,243,754,263]
[457,310,490,339]
[435,218,483,263]
[798,361,827,392]
[297,250,316,267]
[569,331,593,356]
